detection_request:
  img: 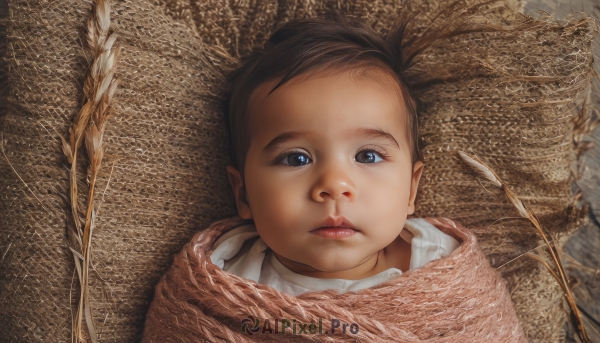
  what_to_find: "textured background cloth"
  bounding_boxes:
[0,0,597,342]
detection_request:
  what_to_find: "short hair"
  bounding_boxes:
[223,11,421,181]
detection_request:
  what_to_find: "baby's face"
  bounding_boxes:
[226,68,423,276]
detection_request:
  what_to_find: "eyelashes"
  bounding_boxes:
[272,145,391,167]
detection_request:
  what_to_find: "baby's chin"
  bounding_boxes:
[285,252,379,278]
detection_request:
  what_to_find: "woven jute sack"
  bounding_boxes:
[0,0,596,342]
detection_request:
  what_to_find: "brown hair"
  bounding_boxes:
[223,11,421,181]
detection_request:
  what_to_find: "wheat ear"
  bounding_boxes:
[458,150,590,343]
[59,1,120,342]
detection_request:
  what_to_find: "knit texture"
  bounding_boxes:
[142,216,527,343]
[0,0,596,341]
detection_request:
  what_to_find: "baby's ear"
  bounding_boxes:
[407,161,424,215]
[225,165,253,220]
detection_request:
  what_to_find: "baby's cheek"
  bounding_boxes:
[251,181,301,221]
[364,178,410,205]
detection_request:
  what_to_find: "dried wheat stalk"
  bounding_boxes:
[458,150,591,343]
[59,0,120,342]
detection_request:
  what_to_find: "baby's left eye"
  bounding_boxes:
[355,150,384,163]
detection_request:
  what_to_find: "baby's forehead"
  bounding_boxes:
[246,69,411,148]
[248,67,406,120]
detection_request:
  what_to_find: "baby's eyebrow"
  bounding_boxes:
[262,131,311,153]
[261,128,399,153]
[355,128,400,148]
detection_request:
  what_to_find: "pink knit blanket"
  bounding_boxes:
[142,216,527,342]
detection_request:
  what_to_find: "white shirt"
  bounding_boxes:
[210,218,461,296]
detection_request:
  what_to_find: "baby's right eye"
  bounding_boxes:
[278,151,312,167]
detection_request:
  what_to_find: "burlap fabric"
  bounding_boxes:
[142,216,527,342]
[0,0,596,342]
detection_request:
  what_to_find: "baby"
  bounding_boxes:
[142,12,528,342]
[213,13,461,296]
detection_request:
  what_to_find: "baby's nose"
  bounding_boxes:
[310,168,356,202]
[318,189,353,200]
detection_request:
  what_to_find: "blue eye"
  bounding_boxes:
[275,148,388,167]
[355,150,384,163]
[280,152,312,166]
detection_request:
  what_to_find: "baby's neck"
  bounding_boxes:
[273,234,411,280]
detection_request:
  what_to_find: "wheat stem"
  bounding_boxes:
[59,1,119,342]
[458,150,591,343]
